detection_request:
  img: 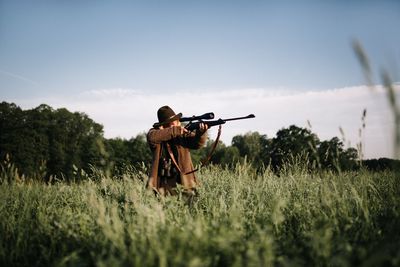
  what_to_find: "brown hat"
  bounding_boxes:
[153,105,182,128]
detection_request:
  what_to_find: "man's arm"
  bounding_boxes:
[147,126,187,147]
[181,124,208,149]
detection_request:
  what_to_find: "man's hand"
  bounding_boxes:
[180,126,189,135]
[198,122,208,133]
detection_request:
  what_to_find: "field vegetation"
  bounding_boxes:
[1,41,399,267]
[1,161,399,267]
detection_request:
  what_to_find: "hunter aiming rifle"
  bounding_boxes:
[180,112,256,170]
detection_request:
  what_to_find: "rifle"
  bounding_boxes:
[179,112,255,171]
[180,113,255,131]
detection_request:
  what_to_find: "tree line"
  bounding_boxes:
[0,102,397,182]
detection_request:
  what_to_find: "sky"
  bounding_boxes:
[1,0,400,159]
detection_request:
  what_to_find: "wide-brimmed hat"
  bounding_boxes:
[153,105,182,128]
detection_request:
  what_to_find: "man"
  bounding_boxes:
[147,105,208,196]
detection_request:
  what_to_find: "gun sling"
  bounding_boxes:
[166,125,222,176]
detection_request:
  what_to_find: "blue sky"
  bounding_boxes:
[1,0,400,158]
[1,0,399,97]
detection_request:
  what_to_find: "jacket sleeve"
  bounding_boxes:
[181,129,208,149]
[147,127,183,147]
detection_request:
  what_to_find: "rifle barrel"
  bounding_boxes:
[222,114,255,122]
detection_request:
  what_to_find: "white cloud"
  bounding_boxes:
[9,85,400,159]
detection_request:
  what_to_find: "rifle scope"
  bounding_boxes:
[180,112,214,122]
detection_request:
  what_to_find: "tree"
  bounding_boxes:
[318,137,344,171]
[0,102,27,172]
[105,133,152,174]
[127,133,152,165]
[317,137,360,171]
[341,147,359,170]
[231,132,270,169]
[0,102,105,180]
[268,125,319,170]
[1,101,365,180]
[218,146,241,166]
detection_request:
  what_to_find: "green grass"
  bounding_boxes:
[1,163,400,267]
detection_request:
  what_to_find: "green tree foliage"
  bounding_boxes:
[184,126,360,172]
[219,146,241,166]
[232,132,270,168]
[3,101,392,181]
[0,102,105,181]
[0,102,154,181]
[105,134,151,174]
[363,157,400,171]
[268,125,320,170]
[128,134,152,164]
[318,137,359,171]
[217,126,360,172]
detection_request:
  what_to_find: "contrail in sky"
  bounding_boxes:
[0,69,40,87]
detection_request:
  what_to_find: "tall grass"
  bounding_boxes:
[353,40,400,159]
[1,162,399,267]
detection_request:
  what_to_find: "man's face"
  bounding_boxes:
[160,119,181,129]
[169,120,181,127]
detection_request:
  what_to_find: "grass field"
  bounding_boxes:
[1,163,400,267]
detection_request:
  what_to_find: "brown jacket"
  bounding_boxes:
[146,126,207,195]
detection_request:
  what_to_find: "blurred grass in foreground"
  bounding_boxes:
[1,162,399,267]
[353,40,400,159]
